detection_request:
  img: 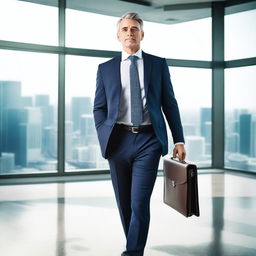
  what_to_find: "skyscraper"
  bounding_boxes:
[21,96,33,107]
[0,81,22,158]
[239,113,251,155]
[71,97,92,131]
[182,123,196,136]
[65,121,73,161]
[3,108,23,165]
[18,107,42,166]
[251,117,256,158]
[226,133,240,153]
[200,107,211,138]
[42,126,57,158]
[80,114,97,146]
[35,95,50,107]
[185,136,205,162]
[0,153,15,173]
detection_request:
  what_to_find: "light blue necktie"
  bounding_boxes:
[128,55,143,126]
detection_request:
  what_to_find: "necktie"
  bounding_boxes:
[128,55,143,126]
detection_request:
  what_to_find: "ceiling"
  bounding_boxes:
[19,0,256,24]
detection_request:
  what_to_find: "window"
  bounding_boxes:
[0,0,58,45]
[225,9,256,60]
[65,55,109,171]
[143,18,212,60]
[66,9,120,51]
[170,67,212,167]
[225,66,256,172]
[66,8,211,61]
[0,50,58,174]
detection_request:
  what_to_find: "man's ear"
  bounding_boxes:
[141,31,144,41]
[117,32,120,41]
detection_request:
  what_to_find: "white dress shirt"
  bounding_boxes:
[117,49,151,125]
[116,49,184,146]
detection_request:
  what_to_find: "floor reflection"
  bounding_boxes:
[210,174,224,256]
[0,172,256,256]
[56,183,66,256]
[152,243,256,256]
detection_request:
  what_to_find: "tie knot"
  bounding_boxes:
[128,55,138,64]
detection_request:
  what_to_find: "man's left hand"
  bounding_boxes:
[173,144,186,162]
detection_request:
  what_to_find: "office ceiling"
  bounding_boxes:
[65,0,219,24]
[19,0,255,24]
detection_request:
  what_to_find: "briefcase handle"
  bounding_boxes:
[170,157,187,164]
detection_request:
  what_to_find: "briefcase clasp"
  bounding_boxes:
[171,180,176,188]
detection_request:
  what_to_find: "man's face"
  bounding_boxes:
[117,18,144,51]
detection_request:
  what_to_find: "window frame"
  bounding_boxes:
[0,0,255,178]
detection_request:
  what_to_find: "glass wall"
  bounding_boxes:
[170,67,212,167]
[66,10,120,51]
[65,61,212,172]
[225,66,256,172]
[3,1,254,175]
[65,56,109,171]
[225,7,256,173]
[0,0,58,45]
[0,50,58,174]
[143,18,211,60]
[66,9,211,60]
[65,8,212,171]
[225,9,256,60]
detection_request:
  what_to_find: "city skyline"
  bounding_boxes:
[1,79,255,174]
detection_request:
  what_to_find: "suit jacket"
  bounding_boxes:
[93,51,185,159]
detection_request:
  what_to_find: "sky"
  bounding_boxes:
[0,0,255,111]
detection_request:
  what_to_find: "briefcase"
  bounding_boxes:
[163,157,200,217]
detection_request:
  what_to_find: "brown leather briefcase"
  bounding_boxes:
[163,157,200,217]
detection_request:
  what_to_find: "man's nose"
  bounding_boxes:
[127,29,133,35]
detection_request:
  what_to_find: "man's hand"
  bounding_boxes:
[173,144,186,162]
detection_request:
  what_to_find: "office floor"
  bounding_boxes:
[0,171,256,256]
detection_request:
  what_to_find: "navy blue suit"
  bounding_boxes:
[93,51,184,256]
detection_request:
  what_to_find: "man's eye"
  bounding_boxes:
[131,28,139,32]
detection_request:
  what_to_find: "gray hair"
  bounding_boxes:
[117,12,144,32]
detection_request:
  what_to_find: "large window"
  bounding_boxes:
[65,56,109,171]
[225,66,256,172]
[225,9,256,60]
[65,61,212,171]
[0,0,58,45]
[66,9,211,60]
[143,18,211,60]
[2,1,255,176]
[224,7,256,173]
[0,50,58,174]
[170,67,212,167]
[66,9,120,51]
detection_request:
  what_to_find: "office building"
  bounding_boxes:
[239,113,251,155]
[71,97,92,131]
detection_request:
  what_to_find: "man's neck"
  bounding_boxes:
[123,47,140,55]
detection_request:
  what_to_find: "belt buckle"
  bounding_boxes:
[131,126,139,133]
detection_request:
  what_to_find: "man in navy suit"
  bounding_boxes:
[93,12,186,256]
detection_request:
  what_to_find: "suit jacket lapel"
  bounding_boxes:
[112,55,121,85]
[142,51,151,97]
[112,55,122,114]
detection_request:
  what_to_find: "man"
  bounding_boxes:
[93,12,186,256]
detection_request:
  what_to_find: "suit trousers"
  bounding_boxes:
[107,126,162,256]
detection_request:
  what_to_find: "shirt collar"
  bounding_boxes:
[122,49,142,61]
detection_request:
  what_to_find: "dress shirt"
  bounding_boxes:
[116,49,184,146]
[117,49,151,125]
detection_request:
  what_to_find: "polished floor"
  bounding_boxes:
[0,171,256,256]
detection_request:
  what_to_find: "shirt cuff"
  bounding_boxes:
[174,142,185,146]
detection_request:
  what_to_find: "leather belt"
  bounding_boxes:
[116,124,154,134]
